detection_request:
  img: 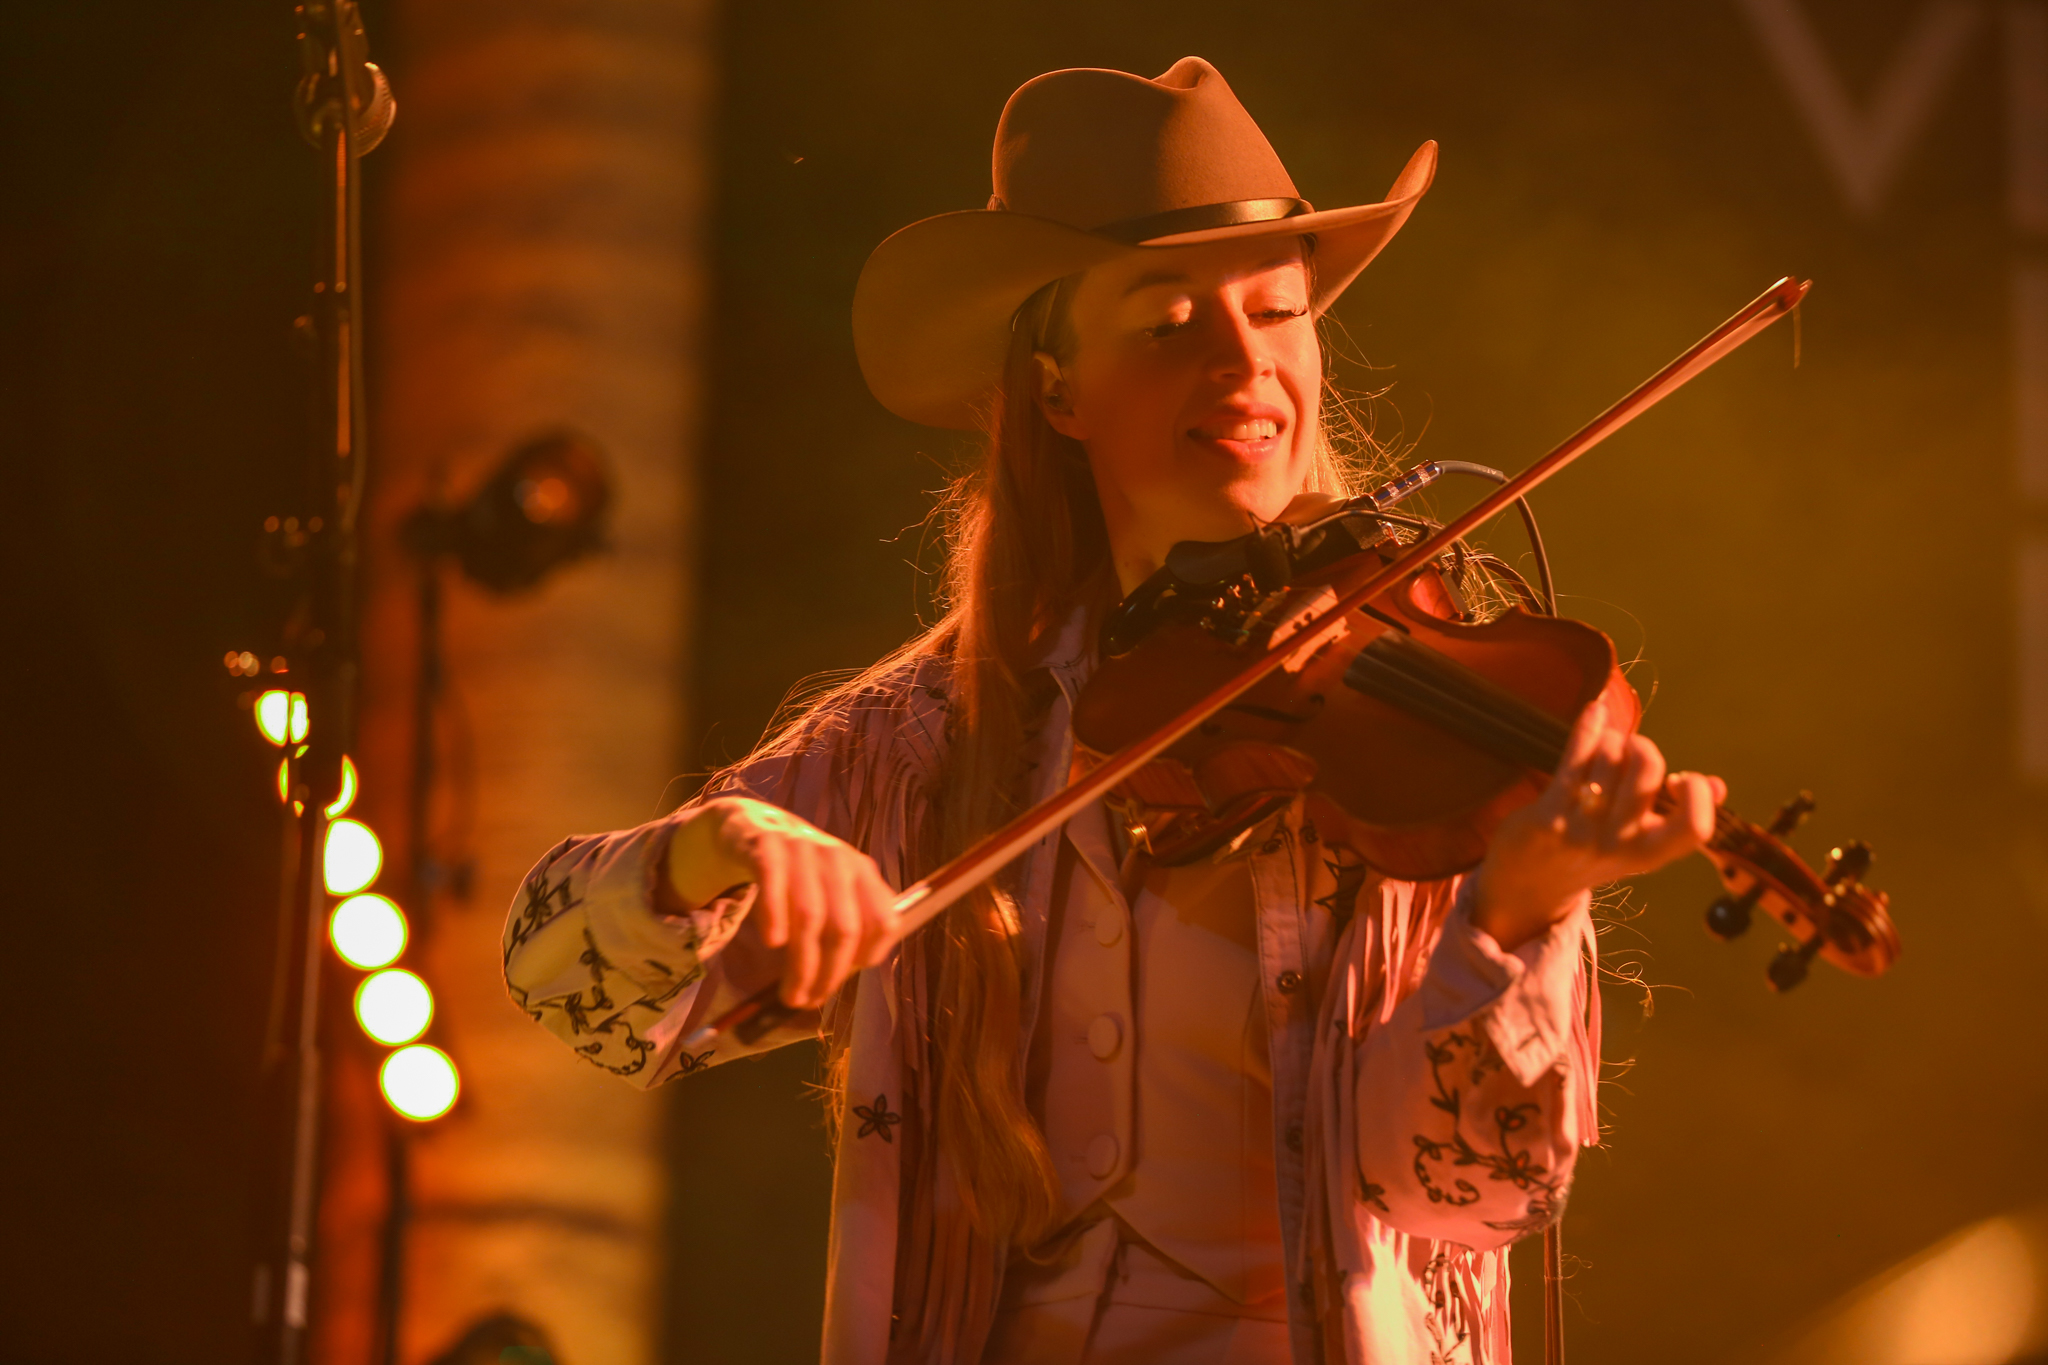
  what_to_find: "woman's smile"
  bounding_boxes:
[1186,402,1290,462]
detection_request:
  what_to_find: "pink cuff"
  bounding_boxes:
[1420,887,1591,1088]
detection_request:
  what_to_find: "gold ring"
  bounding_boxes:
[1577,780,1606,815]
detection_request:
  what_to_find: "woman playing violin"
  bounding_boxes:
[503,57,1723,1365]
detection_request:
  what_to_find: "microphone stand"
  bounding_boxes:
[252,4,393,1361]
[373,540,447,1365]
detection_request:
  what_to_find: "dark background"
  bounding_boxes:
[1,0,329,1356]
[6,2,2043,1362]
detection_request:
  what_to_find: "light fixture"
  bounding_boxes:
[355,968,434,1045]
[330,893,407,969]
[380,1044,460,1121]
[401,430,611,594]
[324,817,383,894]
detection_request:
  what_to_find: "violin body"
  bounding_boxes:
[1077,538,1635,879]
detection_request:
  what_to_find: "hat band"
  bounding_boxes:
[1093,197,1313,245]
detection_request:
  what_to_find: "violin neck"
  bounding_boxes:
[1650,785,1746,851]
[1650,784,1732,818]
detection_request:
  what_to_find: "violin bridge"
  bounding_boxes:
[1263,586,1348,673]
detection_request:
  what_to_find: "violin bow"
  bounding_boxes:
[686,275,1811,1048]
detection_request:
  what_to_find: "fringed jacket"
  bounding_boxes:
[503,612,1600,1365]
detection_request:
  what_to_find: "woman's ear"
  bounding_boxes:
[1033,350,1085,438]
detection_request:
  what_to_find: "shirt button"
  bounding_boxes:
[1277,969,1303,995]
[1087,1014,1123,1060]
[1086,1134,1120,1179]
[1286,1122,1304,1154]
[1092,905,1124,947]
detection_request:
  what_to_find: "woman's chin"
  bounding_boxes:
[1173,486,1301,544]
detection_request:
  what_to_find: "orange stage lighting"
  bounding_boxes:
[354,968,433,1045]
[324,755,359,819]
[324,818,383,895]
[330,893,407,970]
[380,1044,459,1121]
[256,690,292,745]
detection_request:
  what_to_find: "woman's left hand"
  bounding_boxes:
[1468,700,1726,952]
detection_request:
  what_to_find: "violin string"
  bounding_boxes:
[1344,633,1569,772]
[1347,631,1749,852]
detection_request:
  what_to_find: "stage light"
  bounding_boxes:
[330,893,407,969]
[257,690,292,745]
[290,694,309,742]
[401,430,612,593]
[355,968,433,1045]
[324,755,359,818]
[325,817,383,894]
[380,1044,459,1121]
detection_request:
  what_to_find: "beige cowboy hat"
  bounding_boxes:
[852,56,1437,430]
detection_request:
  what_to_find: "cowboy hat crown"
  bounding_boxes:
[991,57,1306,238]
[854,57,1436,429]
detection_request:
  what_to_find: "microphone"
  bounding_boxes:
[294,0,397,154]
[352,62,396,153]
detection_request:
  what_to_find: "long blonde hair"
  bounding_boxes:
[753,249,1388,1253]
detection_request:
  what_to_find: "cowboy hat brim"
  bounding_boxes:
[853,140,1437,430]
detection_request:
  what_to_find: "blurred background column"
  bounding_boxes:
[342,0,714,1360]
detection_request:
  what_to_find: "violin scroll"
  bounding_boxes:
[1698,791,1899,991]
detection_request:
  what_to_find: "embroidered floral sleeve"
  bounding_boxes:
[1351,888,1599,1252]
[501,657,952,1087]
[502,816,763,1086]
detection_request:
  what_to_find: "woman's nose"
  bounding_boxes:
[1205,310,1271,383]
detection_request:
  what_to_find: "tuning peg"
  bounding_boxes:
[1767,932,1828,992]
[1823,840,1872,887]
[1768,792,1815,838]
[1706,885,1762,940]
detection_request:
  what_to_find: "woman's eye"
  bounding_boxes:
[1142,299,1196,338]
[1138,300,1301,337]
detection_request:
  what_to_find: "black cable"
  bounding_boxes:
[1417,460,1555,615]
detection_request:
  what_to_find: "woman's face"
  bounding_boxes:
[1038,236,1320,592]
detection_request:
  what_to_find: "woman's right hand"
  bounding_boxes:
[664,796,899,1008]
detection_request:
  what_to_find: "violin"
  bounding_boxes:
[1075,478,1898,991]
[688,275,1897,1048]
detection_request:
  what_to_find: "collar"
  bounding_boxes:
[1026,599,1098,706]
